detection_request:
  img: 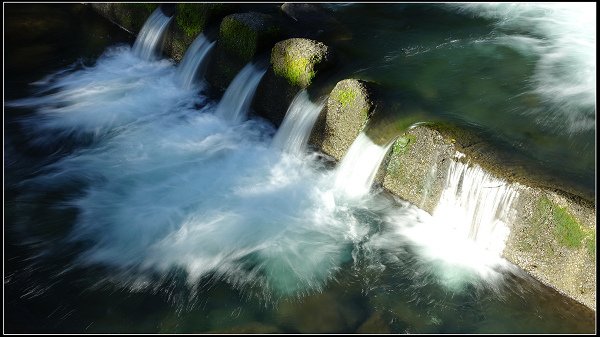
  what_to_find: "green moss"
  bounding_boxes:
[585,232,595,258]
[175,4,208,39]
[552,203,585,248]
[220,16,257,61]
[536,196,593,251]
[392,134,416,155]
[333,88,357,108]
[275,55,314,87]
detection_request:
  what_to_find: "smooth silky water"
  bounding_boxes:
[4,4,595,334]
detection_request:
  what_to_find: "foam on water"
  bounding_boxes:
[7,46,191,144]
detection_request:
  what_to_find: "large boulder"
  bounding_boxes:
[205,12,281,92]
[308,79,375,161]
[253,38,334,126]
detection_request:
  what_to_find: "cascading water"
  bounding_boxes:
[6,3,596,333]
[333,132,395,199]
[132,7,173,61]
[215,62,267,123]
[175,33,215,89]
[431,153,519,255]
[271,89,326,155]
[385,152,521,287]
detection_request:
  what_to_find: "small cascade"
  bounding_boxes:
[334,132,394,199]
[175,34,216,89]
[215,62,267,123]
[431,153,519,255]
[271,89,326,155]
[132,7,173,61]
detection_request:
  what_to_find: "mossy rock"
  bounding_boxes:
[205,12,281,92]
[253,38,334,126]
[163,4,236,62]
[308,79,374,161]
[271,38,333,88]
[219,12,280,61]
[503,188,596,310]
[380,125,455,214]
[174,3,230,40]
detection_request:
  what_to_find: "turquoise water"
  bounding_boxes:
[4,3,595,334]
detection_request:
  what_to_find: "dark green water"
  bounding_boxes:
[320,3,595,201]
[4,3,596,334]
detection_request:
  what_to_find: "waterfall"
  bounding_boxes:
[175,34,215,89]
[132,7,173,61]
[271,89,325,155]
[431,153,519,256]
[215,62,267,123]
[334,132,394,199]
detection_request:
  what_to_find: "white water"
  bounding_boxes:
[271,89,326,155]
[334,132,394,199]
[364,153,521,291]
[430,156,519,256]
[7,47,189,143]
[215,62,267,123]
[454,3,596,133]
[132,7,173,61]
[10,8,522,298]
[175,33,215,89]
[16,45,370,297]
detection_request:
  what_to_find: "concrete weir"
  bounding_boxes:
[90,2,595,311]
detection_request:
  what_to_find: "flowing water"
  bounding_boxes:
[271,89,326,155]
[175,33,215,89]
[131,7,173,61]
[4,3,595,334]
[214,62,268,123]
[333,132,395,199]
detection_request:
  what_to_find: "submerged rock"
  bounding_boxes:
[254,38,334,126]
[356,311,392,334]
[206,12,281,92]
[276,292,365,333]
[207,322,282,334]
[309,79,375,161]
